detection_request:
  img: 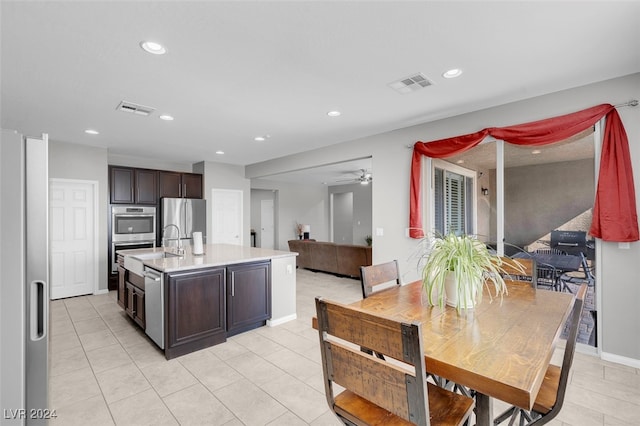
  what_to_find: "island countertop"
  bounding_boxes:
[117,243,297,273]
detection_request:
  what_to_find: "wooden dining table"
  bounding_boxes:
[315,280,575,426]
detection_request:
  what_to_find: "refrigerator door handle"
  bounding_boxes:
[29,280,48,341]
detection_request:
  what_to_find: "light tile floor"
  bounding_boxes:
[49,269,640,425]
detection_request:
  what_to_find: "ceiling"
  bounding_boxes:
[2,1,639,184]
[259,157,373,186]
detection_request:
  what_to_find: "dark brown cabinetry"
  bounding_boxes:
[117,265,126,309]
[226,261,271,336]
[165,268,227,359]
[126,282,145,329]
[110,166,203,204]
[109,166,158,205]
[158,171,203,199]
[110,167,134,204]
[117,259,271,359]
[108,165,202,290]
[135,169,158,204]
[117,256,145,328]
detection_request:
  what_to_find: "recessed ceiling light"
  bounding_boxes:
[327,111,341,117]
[140,41,166,55]
[442,68,463,79]
[532,149,542,154]
[85,129,99,135]
[254,136,265,142]
[159,114,174,121]
[215,150,224,155]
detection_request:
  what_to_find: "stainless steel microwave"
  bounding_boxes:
[111,206,156,242]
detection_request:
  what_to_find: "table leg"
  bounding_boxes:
[475,392,493,426]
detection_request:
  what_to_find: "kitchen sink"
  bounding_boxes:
[133,251,181,260]
[124,250,181,276]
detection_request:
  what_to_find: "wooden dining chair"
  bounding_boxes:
[315,297,474,426]
[493,283,588,426]
[359,260,401,299]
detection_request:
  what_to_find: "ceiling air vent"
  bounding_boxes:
[388,72,433,94]
[116,101,155,116]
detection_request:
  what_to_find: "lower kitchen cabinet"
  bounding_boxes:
[116,257,275,359]
[226,261,271,336]
[125,282,145,329]
[119,265,145,329]
[165,267,227,359]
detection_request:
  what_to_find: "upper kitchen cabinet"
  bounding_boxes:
[159,171,203,199]
[109,166,157,204]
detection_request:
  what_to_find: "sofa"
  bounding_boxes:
[288,240,372,278]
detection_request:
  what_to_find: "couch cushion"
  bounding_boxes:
[288,240,311,269]
[336,244,372,278]
[309,242,339,273]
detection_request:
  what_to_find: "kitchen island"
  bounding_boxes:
[116,244,297,359]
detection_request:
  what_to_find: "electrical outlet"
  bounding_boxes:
[376,227,384,236]
[286,264,293,274]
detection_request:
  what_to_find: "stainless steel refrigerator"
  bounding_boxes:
[160,198,206,247]
[1,130,49,425]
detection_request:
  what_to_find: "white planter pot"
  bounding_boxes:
[444,272,477,310]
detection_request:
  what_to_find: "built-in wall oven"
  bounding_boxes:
[111,206,156,273]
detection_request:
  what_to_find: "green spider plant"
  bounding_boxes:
[421,233,516,311]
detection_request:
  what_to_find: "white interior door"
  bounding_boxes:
[260,199,274,249]
[211,188,243,245]
[49,179,97,299]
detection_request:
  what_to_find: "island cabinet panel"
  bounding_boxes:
[125,272,145,329]
[117,265,126,310]
[226,261,271,336]
[165,268,227,359]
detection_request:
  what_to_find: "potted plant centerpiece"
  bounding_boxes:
[421,233,514,311]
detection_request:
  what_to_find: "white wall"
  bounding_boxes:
[246,73,640,364]
[251,179,328,251]
[108,153,193,173]
[332,192,353,244]
[193,161,251,246]
[49,140,109,292]
[250,189,276,248]
[329,182,372,246]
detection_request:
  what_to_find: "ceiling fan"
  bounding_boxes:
[335,169,373,185]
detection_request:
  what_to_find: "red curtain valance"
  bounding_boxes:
[409,103,639,242]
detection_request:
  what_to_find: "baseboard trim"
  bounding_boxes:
[94,289,109,295]
[267,314,297,327]
[601,351,640,369]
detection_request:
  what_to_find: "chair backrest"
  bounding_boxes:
[535,248,567,255]
[498,256,537,288]
[315,297,429,425]
[536,262,559,290]
[359,260,401,298]
[541,284,587,423]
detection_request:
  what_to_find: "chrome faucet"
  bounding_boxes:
[162,224,184,255]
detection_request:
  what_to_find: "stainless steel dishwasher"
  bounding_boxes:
[143,267,164,349]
